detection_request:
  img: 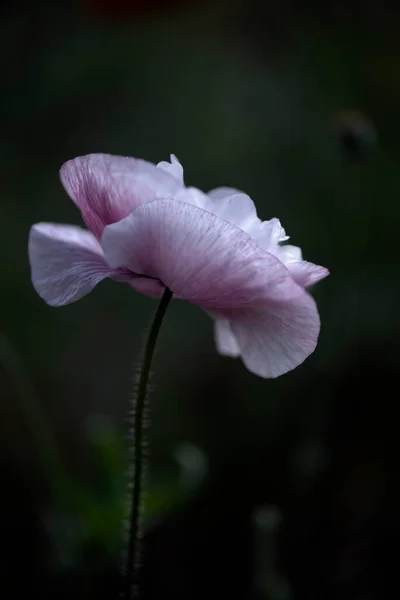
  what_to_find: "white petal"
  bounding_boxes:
[250,218,289,252]
[157,154,184,183]
[207,192,260,233]
[176,186,209,209]
[278,244,303,263]
[208,187,245,200]
[214,319,240,357]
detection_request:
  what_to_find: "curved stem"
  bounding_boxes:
[124,286,173,600]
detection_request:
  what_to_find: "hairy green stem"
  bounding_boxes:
[124,286,173,600]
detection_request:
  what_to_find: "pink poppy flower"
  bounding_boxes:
[28,154,328,378]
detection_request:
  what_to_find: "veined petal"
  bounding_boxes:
[230,289,321,378]
[28,223,115,306]
[101,199,294,309]
[286,261,329,288]
[60,154,183,239]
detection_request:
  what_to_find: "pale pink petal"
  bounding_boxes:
[286,261,329,288]
[230,289,320,378]
[157,154,184,183]
[28,223,116,306]
[129,276,165,297]
[60,154,182,239]
[101,199,292,309]
[214,319,240,357]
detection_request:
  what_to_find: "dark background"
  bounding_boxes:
[1,1,399,598]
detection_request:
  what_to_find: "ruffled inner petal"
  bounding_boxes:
[157,154,184,183]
